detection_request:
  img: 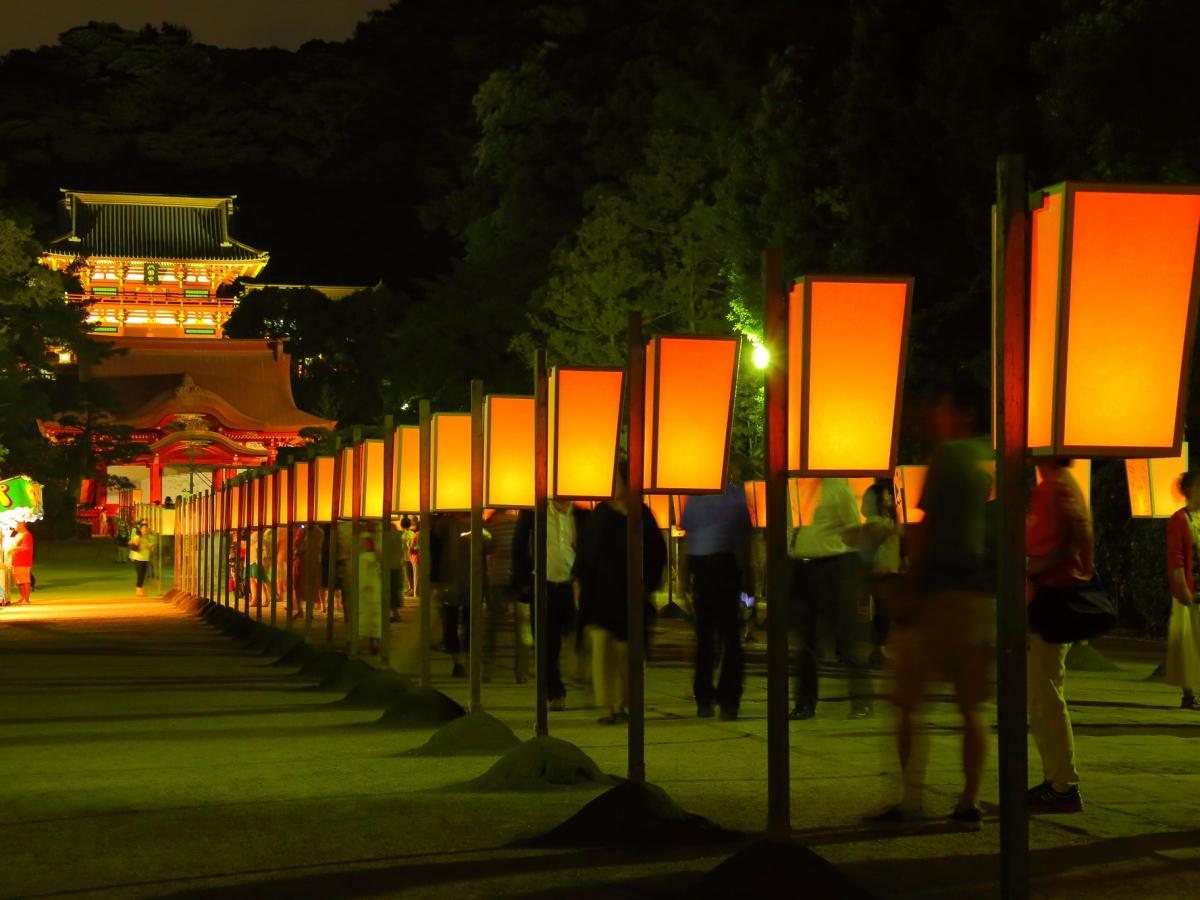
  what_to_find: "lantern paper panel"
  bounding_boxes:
[229,483,242,530]
[358,439,386,519]
[262,474,275,528]
[744,481,766,529]
[550,367,624,500]
[1029,183,1200,456]
[432,413,472,512]
[644,336,739,494]
[647,493,671,530]
[274,468,290,527]
[1127,442,1188,517]
[312,456,336,523]
[485,395,535,509]
[338,446,357,519]
[789,277,912,476]
[291,460,310,523]
[392,426,420,514]
[894,466,927,525]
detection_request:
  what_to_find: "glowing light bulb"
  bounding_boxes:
[752,344,770,370]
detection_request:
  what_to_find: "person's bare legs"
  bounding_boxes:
[958,705,986,810]
[896,702,928,812]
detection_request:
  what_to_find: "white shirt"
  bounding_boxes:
[547,502,576,583]
[788,478,860,559]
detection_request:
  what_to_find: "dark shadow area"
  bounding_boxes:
[0,701,344,727]
[1073,723,1200,738]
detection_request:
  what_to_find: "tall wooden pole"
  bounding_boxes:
[995,154,1030,898]
[255,473,265,622]
[285,466,296,632]
[626,311,647,783]
[222,485,231,607]
[269,473,279,627]
[380,416,396,665]
[326,441,343,648]
[302,451,318,640]
[533,350,550,736]
[349,428,363,657]
[418,400,433,688]
[469,380,485,713]
[763,249,792,837]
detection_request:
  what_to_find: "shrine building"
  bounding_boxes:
[38,190,336,523]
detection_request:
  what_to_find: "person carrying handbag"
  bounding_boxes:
[1025,458,1094,814]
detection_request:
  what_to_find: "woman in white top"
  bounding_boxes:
[128,522,154,597]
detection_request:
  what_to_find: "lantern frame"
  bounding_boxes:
[789,275,913,477]
[291,459,311,524]
[391,426,420,514]
[1126,442,1189,518]
[337,445,357,520]
[644,334,740,495]
[484,394,535,510]
[431,412,473,512]
[1028,181,1200,459]
[549,366,625,501]
[310,455,336,524]
[357,438,387,520]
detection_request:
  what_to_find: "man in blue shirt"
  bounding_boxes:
[678,456,753,720]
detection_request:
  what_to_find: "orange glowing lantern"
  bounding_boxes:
[894,466,927,525]
[645,336,739,493]
[311,455,336,524]
[273,468,290,527]
[261,472,274,528]
[1126,442,1189,517]
[744,481,767,529]
[337,446,357,519]
[789,276,912,476]
[485,395,534,509]
[549,367,625,500]
[392,426,420,514]
[229,483,242,530]
[647,494,671,530]
[1027,183,1200,457]
[291,460,310,523]
[356,439,386,519]
[1035,458,1092,511]
[432,413,472,512]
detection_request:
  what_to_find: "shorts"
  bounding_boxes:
[13,567,32,586]
[890,590,995,710]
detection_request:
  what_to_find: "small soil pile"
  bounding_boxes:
[313,657,376,692]
[271,641,320,668]
[524,780,740,846]
[376,688,465,729]
[296,650,351,681]
[337,669,412,707]
[1066,642,1119,672]
[686,839,876,899]
[406,712,520,756]
[465,736,611,793]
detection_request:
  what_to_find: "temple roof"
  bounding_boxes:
[75,337,332,433]
[46,190,269,265]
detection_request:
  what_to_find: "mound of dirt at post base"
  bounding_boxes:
[270,640,320,668]
[521,779,741,846]
[295,650,351,681]
[405,711,520,757]
[682,838,877,899]
[336,668,413,707]
[462,736,614,793]
[312,657,377,692]
[375,688,465,729]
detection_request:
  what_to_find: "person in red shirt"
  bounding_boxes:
[10,522,34,604]
[1025,459,1093,814]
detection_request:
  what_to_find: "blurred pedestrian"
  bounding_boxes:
[1166,470,1200,710]
[431,512,472,677]
[1026,457,1093,814]
[861,478,903,666]
[385,520,406,623]
[483,508,519,681]
[401,516,417,597]
[787,478,872,720]
[357,526,382,655]
[127,520,153,597]
[871,378,993,830]
[678,456,753,721]
[574,461,667,725]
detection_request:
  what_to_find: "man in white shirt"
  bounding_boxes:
[787,478,872,719]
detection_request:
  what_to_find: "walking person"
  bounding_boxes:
[574,461,667,725]
[1026,457,1093,814]
[401,517,417,598]
[678,457,753,721]
[128,520,154,597]
[385,520,406,623]
[431,512,471,677]
[483,508,519,681]
[357,525,382,656]
[513,498,589,704]
[9,521,34,605]
[861,478,903,667]
[870,379,994,829]
[1166,471,1200,710]
[787,478,872,720]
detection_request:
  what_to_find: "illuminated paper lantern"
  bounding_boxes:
[549,367,624,500]
[789,276,912,476]
[273,468,289,527]
[338,446,357,519]
[229,483,242,530]
[485,395,534,508]
[261,472,274,528]
[291,460,310,523]
[311,455,336,524]
[893,466,927,525]
[432,413,472,512]
[1027,183,1200,456]
[392,426,420,514]
[1126,443,1189,517]
[745,481,767,529]
[1035,458,1092,511]
[357,439,386,519]
[647,493,671,530]
[645,336,739,493]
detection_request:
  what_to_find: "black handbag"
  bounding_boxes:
[1027,577,1116,644]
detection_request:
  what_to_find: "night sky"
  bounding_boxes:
[0,0,387,53]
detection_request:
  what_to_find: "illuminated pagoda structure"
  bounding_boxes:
[38,190,336,525]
